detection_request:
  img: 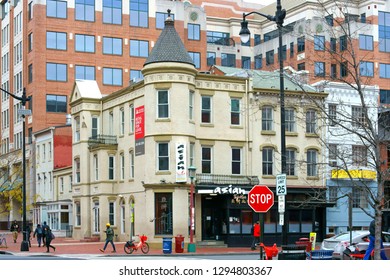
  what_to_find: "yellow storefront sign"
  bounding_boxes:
[310,232,317,251]
[331,169,376,180]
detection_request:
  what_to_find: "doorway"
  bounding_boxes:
[201,195,227,240]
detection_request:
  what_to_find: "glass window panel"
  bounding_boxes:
[229,209,240,234]
[241,210,252,234]
[288,210,300,232]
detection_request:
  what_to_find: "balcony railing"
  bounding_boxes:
[88,135,117,148]
[195,174,259,185]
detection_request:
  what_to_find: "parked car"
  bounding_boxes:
[320,230,390,260]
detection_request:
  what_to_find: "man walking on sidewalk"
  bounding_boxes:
[42,221,49,246]
[99,223,116,253]
[10,220,19,243]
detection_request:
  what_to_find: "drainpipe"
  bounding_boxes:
[245,78,250,177]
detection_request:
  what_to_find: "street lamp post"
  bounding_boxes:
[188,165,197,252]
[239,0,288,245]
[0,87,31,251]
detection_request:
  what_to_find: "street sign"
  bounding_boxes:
[247,185,274,213]
[276,174,287,196]
[18,109,32,116]
[278,195,285,213]
[279,213,284,226]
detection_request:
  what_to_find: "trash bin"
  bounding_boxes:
[175,235,184,253]
[310,250,333,260]
[295,237,312,253]
[162,238,172,254]
[278,245,307,260]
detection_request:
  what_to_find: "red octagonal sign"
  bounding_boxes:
[248,185,274,213]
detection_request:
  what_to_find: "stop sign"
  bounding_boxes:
[248,185,274,213]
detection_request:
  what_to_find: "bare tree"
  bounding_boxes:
[284,0,388,259]
[0,150,23,222]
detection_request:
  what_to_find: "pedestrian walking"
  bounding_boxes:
[364,219,388,260]
[99,223,116,253]
[10,220,19,243]
[42,221,49,246]
[44,225,56,253]
[250,221,261,250]
[33,224,43,247]
[26,224,32,247]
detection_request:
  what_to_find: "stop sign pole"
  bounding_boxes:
[248,185,274,260]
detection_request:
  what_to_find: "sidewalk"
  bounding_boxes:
[0,232,258,256]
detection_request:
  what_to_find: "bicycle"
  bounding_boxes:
[343,242,377,260]
[0,233,7,248]
[124,234,149,254]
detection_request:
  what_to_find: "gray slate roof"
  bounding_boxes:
[214,66,316,93]
[144,15,194,67]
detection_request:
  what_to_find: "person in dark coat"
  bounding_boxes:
[44,225,56,253]
[33,224,43,247]
[26,224,32,247]
[363,219,387,260]
[10,220,19,243]
[42,221,49,246]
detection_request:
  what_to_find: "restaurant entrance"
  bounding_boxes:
[201,195,227,241]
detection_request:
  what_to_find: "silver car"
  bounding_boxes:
[320,230,390,260]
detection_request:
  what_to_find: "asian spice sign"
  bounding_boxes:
[176,143,187,182]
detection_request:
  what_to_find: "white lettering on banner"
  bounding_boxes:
[175,143,186,183]
[213,185,245,195]
[249,193,273,204]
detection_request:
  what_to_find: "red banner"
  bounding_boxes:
[135,105,145,139]
[135,105,145,156]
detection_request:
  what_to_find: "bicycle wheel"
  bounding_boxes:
[141,242,150,254]
[124,243,134,254]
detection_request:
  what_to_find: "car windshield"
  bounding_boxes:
[333,232,363,241]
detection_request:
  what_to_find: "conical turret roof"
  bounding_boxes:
[144,10,195,67]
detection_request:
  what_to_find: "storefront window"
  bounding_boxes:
[242,210,252,234]
[288,210,300,233]
[264,209,281,233]
[155,193,172,235]
[229,209,240,234]
[301,210,313,232]
[228,209,253,234]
